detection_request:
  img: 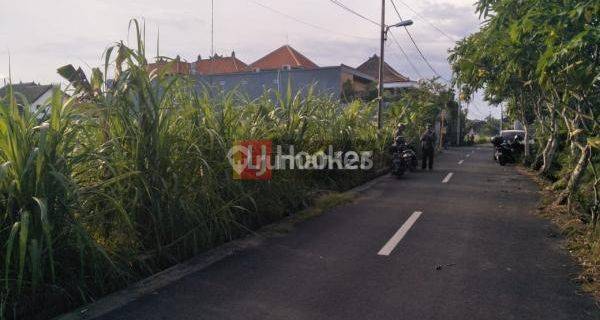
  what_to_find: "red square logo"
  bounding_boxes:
[229,140,272,180]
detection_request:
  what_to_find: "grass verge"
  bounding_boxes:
[518,166,600,301]
[261,191,357,237]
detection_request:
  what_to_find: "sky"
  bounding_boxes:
[0,0,499,120]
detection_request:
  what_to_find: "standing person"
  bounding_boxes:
[420,124,436,170]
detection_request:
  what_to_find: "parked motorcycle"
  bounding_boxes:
[391,137,418,177]
[491,135,522,166]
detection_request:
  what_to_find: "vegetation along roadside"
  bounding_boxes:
[0,20,455,320]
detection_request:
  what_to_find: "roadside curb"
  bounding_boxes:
[55,169,388,320]
[349,169,389,193]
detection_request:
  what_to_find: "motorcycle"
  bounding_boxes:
[491,135,522,166]
[391,137,418,177]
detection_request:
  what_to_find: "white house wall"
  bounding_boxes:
[31,89,54,117]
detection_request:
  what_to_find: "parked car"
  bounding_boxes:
[501,129,535,144]
[500,130,525,141]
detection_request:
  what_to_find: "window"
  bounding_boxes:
[282,65,291,70]
[219,80,226,86]
[241,80,248,85]
[273,79,279,85]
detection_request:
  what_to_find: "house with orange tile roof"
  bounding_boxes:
[146,45,415,101]
[249,45,318,71]
[147,57,190,76]
[190,45,380,101]
[192,52,249,75]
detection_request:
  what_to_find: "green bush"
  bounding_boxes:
[475,135,491,144]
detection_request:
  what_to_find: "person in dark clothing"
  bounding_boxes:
[393,123,407,149]
[420,124,436,170]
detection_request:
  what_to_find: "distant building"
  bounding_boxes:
[147,56,190,76]
[194,64,375,101]
[193,45,375,100]
[356,55,417,90]
[0,82,57,116]
[249,45,318,71]
[192,52,249,75]
[145,46,417,101]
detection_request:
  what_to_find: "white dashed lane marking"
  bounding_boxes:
[442,172,454,183]
[378,211,423,256]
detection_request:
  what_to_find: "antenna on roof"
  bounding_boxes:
[8,48,12,86]
[211,0,215,57]
[143,18,146,56]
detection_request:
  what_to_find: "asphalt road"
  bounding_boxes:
[97,146,599,320]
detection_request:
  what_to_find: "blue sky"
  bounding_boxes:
[0,0,499,120]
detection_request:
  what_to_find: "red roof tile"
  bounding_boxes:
[195,54,249,75]
[250,45,318,70]
[147,60,190,75]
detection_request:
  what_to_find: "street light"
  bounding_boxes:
[377,1,414,131]
[387,20,414,33]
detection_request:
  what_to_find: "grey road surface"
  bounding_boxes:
[97,146,599,320]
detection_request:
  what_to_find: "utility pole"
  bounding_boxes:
[456,98,461,146]
[500,103,503,132]
[377,0,385,131]
[156,27,160,58]
[439,109,446,149]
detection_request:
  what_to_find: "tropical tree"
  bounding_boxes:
[449,0,599,210]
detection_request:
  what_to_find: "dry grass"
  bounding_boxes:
[259,191,356,237]
[517,166,600,301]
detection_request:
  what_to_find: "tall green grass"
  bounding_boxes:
[0,84,123,319]
[0,20,443,319]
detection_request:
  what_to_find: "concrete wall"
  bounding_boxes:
[193,67,344,100]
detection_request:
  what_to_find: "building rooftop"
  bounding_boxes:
[250,45,318,71]
[356,55,411,83]
[194,52,249,75]
[0,82,55,104]
[147,59,191,76]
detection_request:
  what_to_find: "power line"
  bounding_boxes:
[251,0,443,82]
[388,32,424,79]
[389,0,437,76]
[327,0,448,82]
[327,0,380,26]
[393,27,441,80]
[393,0,456,42]
[249,0,377,40]
[389,0,449,82]
[327,0,422,80]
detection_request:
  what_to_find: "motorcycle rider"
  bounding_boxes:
[420,124,436,170]
[392,123,407,151]
[390,123,417,176]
